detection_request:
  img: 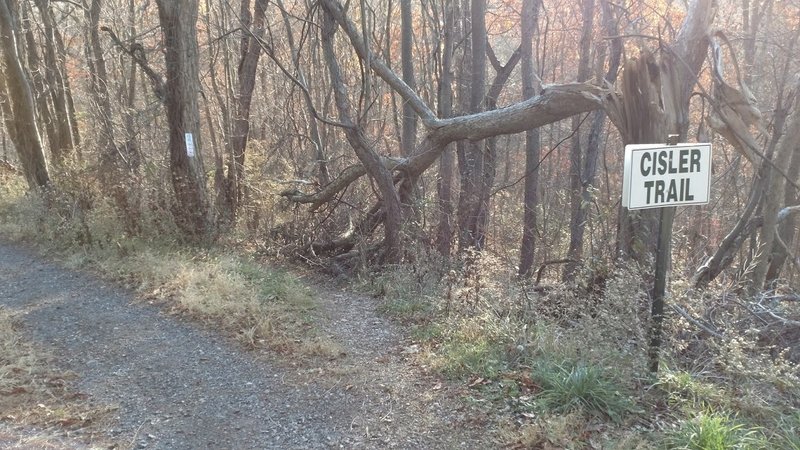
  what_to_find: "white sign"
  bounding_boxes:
[622,143,711,210]
[185,132,195,158]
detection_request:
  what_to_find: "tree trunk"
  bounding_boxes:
[222,0,268,223]
[0,0,49,189]
[751,94,800,289]
[21,4,57,153]
[473,45,520,250]
[33,0,74,163]
[692,97,787,288]
[275,0,329,186]
[767,132,800,281]
[435,0,456,256]
[564,0,595,279]
[84,0,140,230]
[84,0,116,159]
[400,0,417,157]
[155,0,211,239]
[122,0,140,170]
[456,0,488,250]
[53,27,81,155]
[518,0,541,277]
[564,0,621,279]
[320,7,403,263]
[607,0,715,266]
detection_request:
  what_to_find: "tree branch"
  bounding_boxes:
[282,83,604,207]
[319,0,437,125]
[101,26,165,102]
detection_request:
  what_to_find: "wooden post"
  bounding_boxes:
[648,134,679,373]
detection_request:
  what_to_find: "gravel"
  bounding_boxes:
[0,241,491,449]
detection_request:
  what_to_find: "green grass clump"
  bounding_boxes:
[378,296,434,322]
[237,261,314,309]
[656,367,727,410]
[531,359,630,422]
[438,337,506,379]
[663,411,766,450]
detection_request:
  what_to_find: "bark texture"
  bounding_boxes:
[155,0,211,238]
[221,0,268,222]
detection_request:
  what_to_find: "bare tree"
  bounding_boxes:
[275,0,329,187]
[751,81,800,289]
[564,0,621,279]
[400,0,417,158]
[0,0,49,189]
[84,0,141,230]
[320,7,403,263]
[693,15,799,289]
[435,0,456,256]
[607,0,715,266]
[219,0,268,223]
[21,3,57,154]
[456,0,488,250]
[32,0,76,163]
[283,0,603,260]
[518,0,542,277]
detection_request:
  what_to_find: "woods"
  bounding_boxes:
[0,0,797,298]
[0,0,797,322]
[1,0,799,445]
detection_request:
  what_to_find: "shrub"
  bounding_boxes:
[663,411,766,450]
[530,359,630,422]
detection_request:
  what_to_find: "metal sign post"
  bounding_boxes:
[648,134,678,372]
[648,203,675,372]
[621,135,712,373]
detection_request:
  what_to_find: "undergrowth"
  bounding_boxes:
[364,246,800,448]
[530,359,631,422]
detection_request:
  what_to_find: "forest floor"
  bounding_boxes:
[0,240,492,449]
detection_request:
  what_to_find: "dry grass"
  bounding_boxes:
[0,173,341,359]
[0,307,115,446]
[98,247,342,357]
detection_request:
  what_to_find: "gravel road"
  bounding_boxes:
[0,242,490,449]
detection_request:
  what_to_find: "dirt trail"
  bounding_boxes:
[0,242,489,449]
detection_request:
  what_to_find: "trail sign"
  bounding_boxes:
[623,143,711,210]
[622,139,711,374]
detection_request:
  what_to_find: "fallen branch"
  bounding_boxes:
[751,303,800,327]
[764,294,800,302]
[535,259,577,285]
[671,304,724,338]
[280,83,604,209]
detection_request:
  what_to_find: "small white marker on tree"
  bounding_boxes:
[185,132,195,158]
